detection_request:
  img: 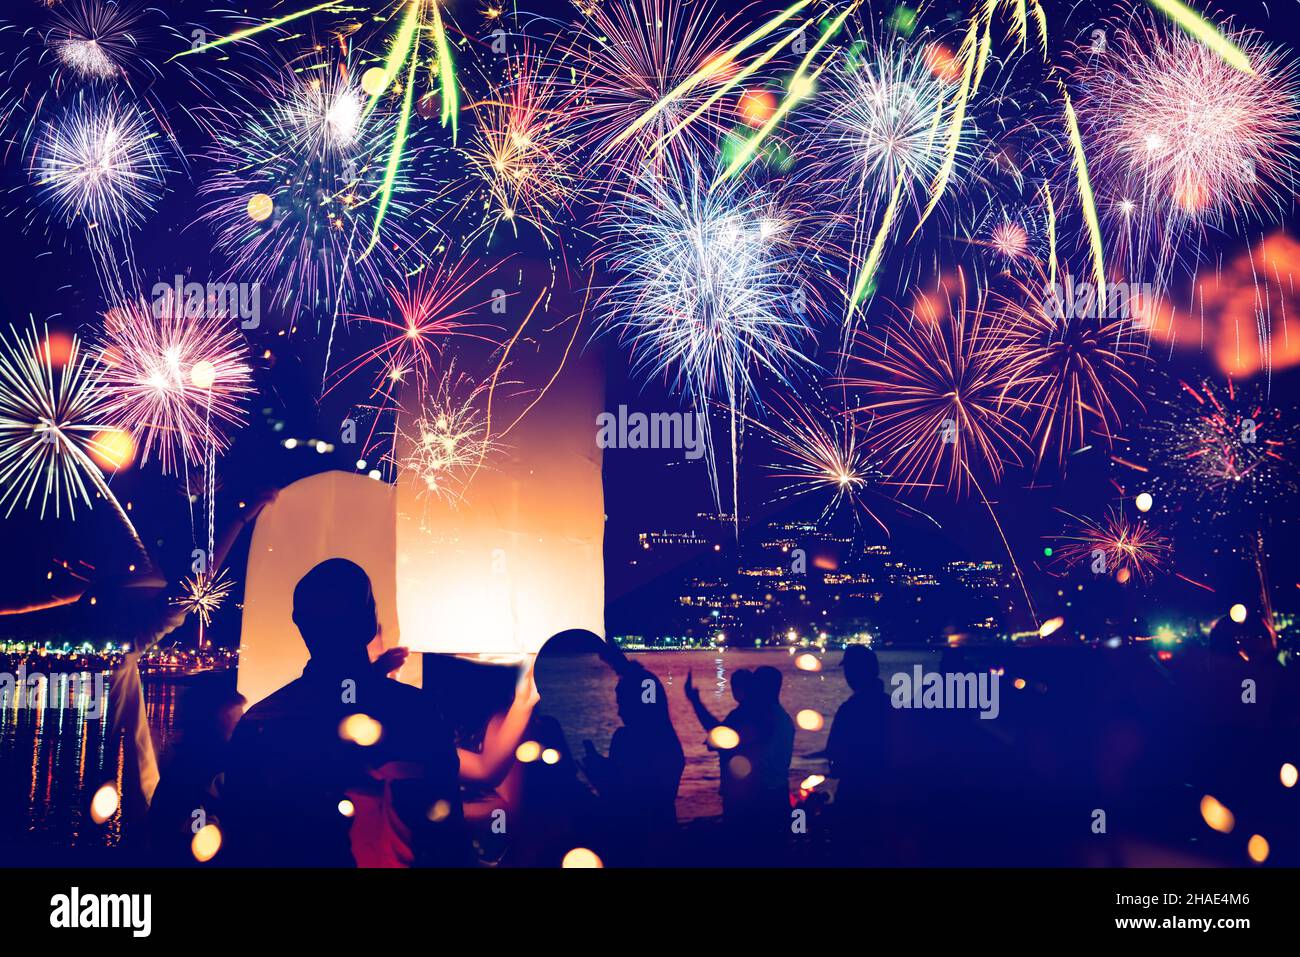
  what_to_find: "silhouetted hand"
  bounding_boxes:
[583,739,601,762]
[684,671,700,702]
[373,646,409,676]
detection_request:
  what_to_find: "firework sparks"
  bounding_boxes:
[396,368,496,506]
[845,275,1029,497]
[30,93,168,234]
[96,298,254,475]
[747,389,922,535]
[329,255,502,398]
[1052,507,1171,583]
[173,567,234,628]
[990,265,1147,468]
[460,52,576,247]
[1072,17,1300,290]
[1143,377,1296,523]
[196,58,441,330]
[0,322,119,520]
[801,34,976,312]
[596,154,817,519]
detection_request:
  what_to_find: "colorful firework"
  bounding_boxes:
[1142,377,1296,522]
[329,254,502,398]
[41,0,162,86]
[96,297,254,475]
[746,388,929,536]
[559,0,741,183]
[596,154,817,517]
[990,265,1147,469]
[459,50,577,248]
[1072,17,1300,289]
[844,275,1029,497]
[0,321,137,536]
[1051,506,1171,584]
[395,367,496,506]
[29,92,168,234]
[172,566,234,629]
[799,33,977,309]
[196,57,442,331]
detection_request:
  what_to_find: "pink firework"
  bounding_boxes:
[330,255,501,399]
[96,295,254,474]
[1073,17,1300,244]
[1051,507,1171,584]
[844,275,1031,497]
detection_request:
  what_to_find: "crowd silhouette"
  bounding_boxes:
[142,558,1300,868]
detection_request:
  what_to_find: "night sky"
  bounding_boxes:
[0,0,1296,649]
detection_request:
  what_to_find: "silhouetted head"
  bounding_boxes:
[292,559,378,667]
[841,645,879,691]
[534,629,611,703]
[615,665,671,727]
[1208,609,1274,662]
[730,668,753,704]
[751,665,783,704]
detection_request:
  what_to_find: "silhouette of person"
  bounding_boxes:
[223,559,473,866]
[690,664,793,862]
[822,645,889,860]
[583,664,685,865]
[732,666,794,858]
[684,667,752,820]
[500,711,603,867]
[529,629,683,865]
[148,681,245,865]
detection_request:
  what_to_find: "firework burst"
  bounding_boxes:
[748,388,909,534]
[559,0,741,183]
[45,0,147,82]
[845,275,1030,497]
[172,566,234,629]
[29,92,168,234]
[329,254,502,398]
[96,297,254,475]
[803,37,976,225]
[989,265,1147,469]
[459,50,577,248]
[1142,377,1296,523]
[196,57,442,331]
[0,322,121,520]
[395,368,497,506]
[1072,17,1300,288]
[596,154,817,516]
[1051,506,1171,584]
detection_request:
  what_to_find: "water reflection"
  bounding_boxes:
[1,674,179,851]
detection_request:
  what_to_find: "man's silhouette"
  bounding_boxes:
[223,559,472,866]
[684,667,752,820]
[822,645,889,860]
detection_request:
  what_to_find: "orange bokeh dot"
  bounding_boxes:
[41,332,75,368]
[924,43,962,84]
[737,89,776,128]
[90,429,136,471]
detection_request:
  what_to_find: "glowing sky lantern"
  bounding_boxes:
[238,470,403,707]
[237,331,604,703]
[392,342,604,658]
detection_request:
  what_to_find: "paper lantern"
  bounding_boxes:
[393,348,605,657]
[238,470,405,707]
[237,351,605,703]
